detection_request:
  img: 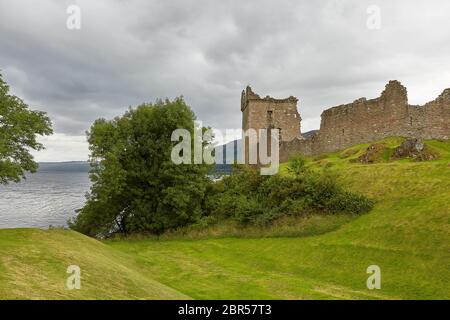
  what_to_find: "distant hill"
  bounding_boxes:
[302,130,319,139]
[37,161,90,173]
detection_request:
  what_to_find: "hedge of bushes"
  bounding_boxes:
[204,157,374,226]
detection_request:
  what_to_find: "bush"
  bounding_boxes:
[287,155,308,176]
[205,161,374,226]
[327,192,374,214]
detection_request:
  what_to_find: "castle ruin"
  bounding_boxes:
[241,81,450,163]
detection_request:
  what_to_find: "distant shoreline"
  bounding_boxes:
[36,161,90,173]
[38,161,88,164]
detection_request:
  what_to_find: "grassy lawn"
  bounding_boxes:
[0,138,449,299]
[107,138,450,299]
[0,228,188,299]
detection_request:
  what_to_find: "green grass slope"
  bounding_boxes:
[108,138,450,299]
[1,138,449,299]
[0,228,189,299]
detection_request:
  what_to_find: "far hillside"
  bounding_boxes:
[37,161,90,173]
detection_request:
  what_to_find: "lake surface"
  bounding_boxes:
[0,162,90,229]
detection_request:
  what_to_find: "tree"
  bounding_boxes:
[69,98,212,237]
[0,73,53,184]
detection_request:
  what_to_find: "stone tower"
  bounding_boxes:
[241,86,302,163]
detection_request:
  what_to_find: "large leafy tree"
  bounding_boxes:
[70,98,211,237]
[0,73,53,184]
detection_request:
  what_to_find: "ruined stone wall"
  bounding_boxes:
[242,81,450,162]
[279,81,450,158]
[419,89,450,139]
[315,80,411,153]
[241,86,301,141]
[241,86,301,164]
[279,137,315,163]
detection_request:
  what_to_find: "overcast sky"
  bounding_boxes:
[1,0,450,161]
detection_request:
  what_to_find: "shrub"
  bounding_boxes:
[287,155,308,176]
[327,191,374,214]
[205,161,374,226]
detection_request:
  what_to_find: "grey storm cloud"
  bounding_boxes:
[1,0,450,143]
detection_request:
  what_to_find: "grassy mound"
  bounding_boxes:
[0,228,188,300]
[335,137,443,164]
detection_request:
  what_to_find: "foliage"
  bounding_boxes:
[0,73,53,184]
[69,98,212,237]
[205,161,373,226]
[287,155,308,176]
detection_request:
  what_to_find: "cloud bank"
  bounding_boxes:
[1,0,449,161]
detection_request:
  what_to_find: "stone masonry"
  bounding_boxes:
[241,81,450,163]
[241,86,301,163]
